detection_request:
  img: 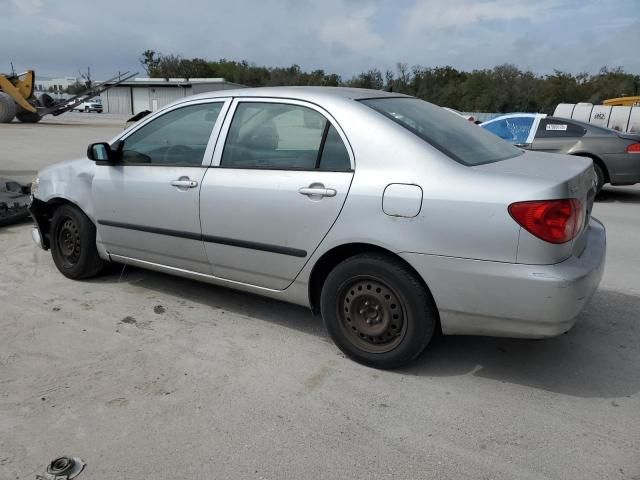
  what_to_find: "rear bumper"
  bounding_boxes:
[602,153,640,184]
[401,218,606,338]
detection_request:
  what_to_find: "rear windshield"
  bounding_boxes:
[361,97,523,166]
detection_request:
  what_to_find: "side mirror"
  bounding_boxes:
[87,141,122,163]
[87,142,113,162]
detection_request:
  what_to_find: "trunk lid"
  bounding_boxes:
[616,132,640,142]
[473,151,597,262]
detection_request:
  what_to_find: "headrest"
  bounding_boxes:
[244,123,279,151]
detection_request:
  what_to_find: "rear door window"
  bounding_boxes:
[221,102,351,171]
[318,125,351,171]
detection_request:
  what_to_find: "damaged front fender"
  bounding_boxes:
[29,158,101,253]
[36,158,97,220]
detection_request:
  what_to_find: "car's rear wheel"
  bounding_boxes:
[593,163,605,194]
[320,253,438,369]
[50,204,105,279]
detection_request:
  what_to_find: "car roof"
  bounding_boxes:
[185,86,410,103]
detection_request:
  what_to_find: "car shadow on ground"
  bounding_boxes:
[596,186,640,204]
[404,288,640,398]
[93,264,326,338]
[94,265,640,399]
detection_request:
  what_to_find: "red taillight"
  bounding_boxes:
[508,199,584,244]
[626,143,640,154]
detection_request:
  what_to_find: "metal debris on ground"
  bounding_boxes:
[35,456,86,480]
[0,177,30,226]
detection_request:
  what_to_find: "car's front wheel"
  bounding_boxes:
[50,204,105,279]
[320,253,438,369]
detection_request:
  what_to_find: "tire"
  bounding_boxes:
[16,97,41,123]
[38,93,56,108]
[50,204,105,279]
[320,253,438,369]
[593,163,605,194]
[0,92,17,123]
[16,110,41,123]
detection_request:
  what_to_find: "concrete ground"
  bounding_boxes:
[0,115,638,480]
[0,112,127,183]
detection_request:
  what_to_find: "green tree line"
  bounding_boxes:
[140,50,640,114]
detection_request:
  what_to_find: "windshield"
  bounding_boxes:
[361,97,523,166]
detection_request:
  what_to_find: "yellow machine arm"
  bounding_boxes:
[603,96,640,107]
[0,70,37,113]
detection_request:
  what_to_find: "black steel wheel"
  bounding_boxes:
[55,216,82,268]
[321,253,438,369]
[339,278,407,354]
[50,204,105,279]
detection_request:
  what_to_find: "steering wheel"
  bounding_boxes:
[162,144,194,164]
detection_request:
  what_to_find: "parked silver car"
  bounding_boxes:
[29,87,606,368]
[481,113,640,192]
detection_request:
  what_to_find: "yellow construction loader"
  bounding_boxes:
[0,69,136,123]
[0,70,42,122]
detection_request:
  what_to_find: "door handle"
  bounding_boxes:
[298,187,337,197]
[171,178,198,189]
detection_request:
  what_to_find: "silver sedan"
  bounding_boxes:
[29,87,606,368]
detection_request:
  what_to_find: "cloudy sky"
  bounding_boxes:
[1,0,638,80]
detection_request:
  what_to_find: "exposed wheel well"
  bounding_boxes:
[30,197,75,249]
[308,243,437,323]
[571,152,609,183]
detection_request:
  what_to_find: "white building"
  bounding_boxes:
[35,76,80,93]
[100,77,244,115]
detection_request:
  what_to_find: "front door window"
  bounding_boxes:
[122,103,223,165]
